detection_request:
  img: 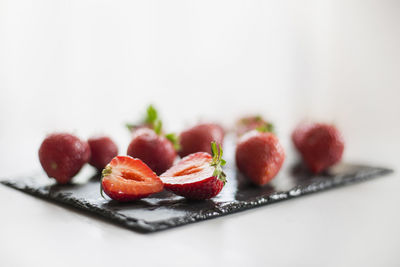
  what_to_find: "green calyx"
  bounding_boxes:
[125,123,137,132]
[102,165,112,177]
[126,105,180,152]
[153,120,162,135]
[145,105,163,135]
[165,133,181,151]
[144,104,158,125]
[256,122,275,134]
[100,165,112,199]
[126,104,159,132]
[210,141,227,184]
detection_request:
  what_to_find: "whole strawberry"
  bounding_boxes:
[127,126,176,175]
[161,142,226,200]
[292,122,344,174]
[88,136,118,170]
[39,133,90,184]
[178,123,224,158]
[235,115,272,136]
[235,129,285,186]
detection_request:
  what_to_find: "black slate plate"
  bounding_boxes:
[0,137,393,233]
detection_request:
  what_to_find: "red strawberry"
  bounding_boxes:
[127,127,176,175]
[235,129,285,185]
[160,142,226,200]
[88,136,118,170]
[235,115,272,136]
[292,122,345,174]
[101,156,163,201]
[178,123,224,158]
[38,133,90,184]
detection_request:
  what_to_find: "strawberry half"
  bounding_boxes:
[101,156,163,201]
[160,142,226,200]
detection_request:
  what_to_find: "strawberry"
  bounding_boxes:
[88,136,118,170]
[292,122,345,174]
[38,133,90,184]
[127,127,177,175]
[126,105,179,175]
[178,123,224,158]
[235,129,285,186]
[101,156,163,201]
[160,142,226,200]
[235,115,272,136]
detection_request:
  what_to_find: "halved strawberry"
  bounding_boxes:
[101,156,163,201]
[160,142,226,200]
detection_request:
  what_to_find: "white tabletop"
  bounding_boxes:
[1,1,399,266]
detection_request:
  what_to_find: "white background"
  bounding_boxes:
[0,0,399,266]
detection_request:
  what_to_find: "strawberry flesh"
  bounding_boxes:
[101,156,163,201]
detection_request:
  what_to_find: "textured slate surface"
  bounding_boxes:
[0,163,392,233]
[0,137,393,233]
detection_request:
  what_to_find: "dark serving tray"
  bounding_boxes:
[0,137,392,233]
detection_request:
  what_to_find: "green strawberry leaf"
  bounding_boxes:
[165,133,181,151]
[125,123,137,132]
[100,165,112,200]
[210,142,227,184]
[126,104,159,132]
[145,105,158,125]
[125,105,180,150]
[154,120,162,135]
[256,122,275,134]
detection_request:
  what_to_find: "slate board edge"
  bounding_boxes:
[0,167,393,233]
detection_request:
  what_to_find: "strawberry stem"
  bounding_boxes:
[210,142,227,184]
[100,184,105,199]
